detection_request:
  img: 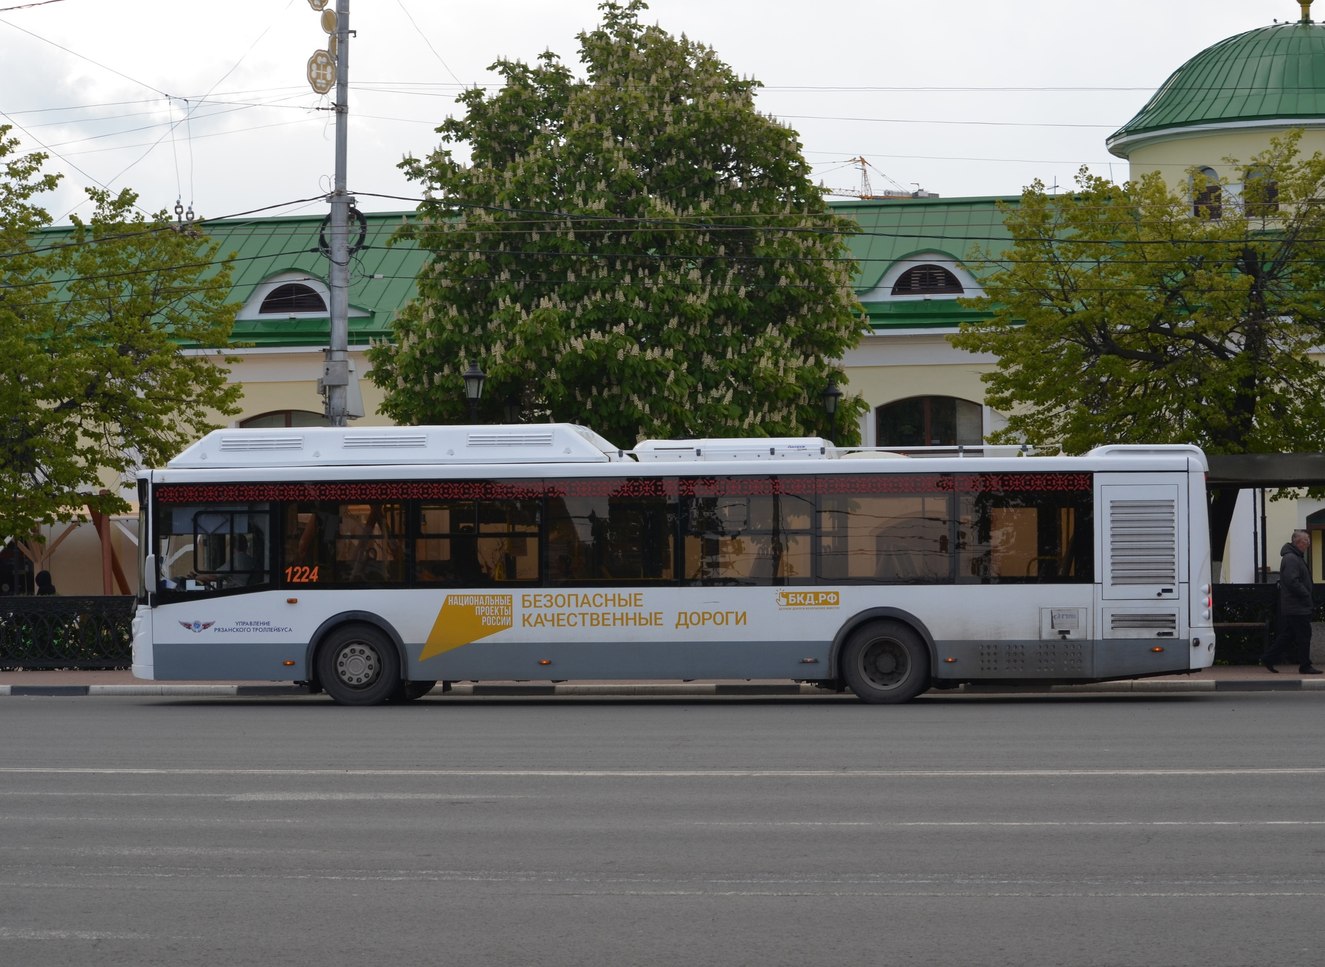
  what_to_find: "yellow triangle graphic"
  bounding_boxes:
[421,593,514,661]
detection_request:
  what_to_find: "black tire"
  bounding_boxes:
[316,624,401,706]
[840,620,931,704]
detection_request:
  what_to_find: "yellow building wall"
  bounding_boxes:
[218,348,391,427]
[1125,126,1325,192]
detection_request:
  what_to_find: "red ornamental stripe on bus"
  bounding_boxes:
[153,472,1093,505]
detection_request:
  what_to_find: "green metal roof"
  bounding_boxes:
[37,210,426,349]
[211,211,423,347]
[831,195,1017,330]
[36,200,1017,346]
[1108,17,1325,156]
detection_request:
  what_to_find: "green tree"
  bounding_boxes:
[0,127,62,551]
[951,132,1325,551]
[370,0,865,446]
[0,128,240,545]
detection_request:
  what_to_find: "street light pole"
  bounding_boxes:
[822,380,843,444]
[463,362,486,423]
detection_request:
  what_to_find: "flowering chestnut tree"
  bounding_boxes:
[370,0,865,446]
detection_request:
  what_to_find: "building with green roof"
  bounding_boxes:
[34,2,1322,457]
[833,194,1015,448]
[169,210,424,427]
[196,196,1021,447]
[1108,1,1325,198]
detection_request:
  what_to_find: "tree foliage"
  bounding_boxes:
[952,132,1325,458]
[0,127,240,542]
[369,0,865,446]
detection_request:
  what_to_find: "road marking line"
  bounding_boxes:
[2,767,1325,778]
[0,928,150,941]
[694,820,1325,827]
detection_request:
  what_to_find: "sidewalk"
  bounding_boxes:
[2,665,1323,697]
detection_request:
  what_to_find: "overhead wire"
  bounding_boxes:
[392,0,465,86]
[0,0,67,11]
[0,0,304,220]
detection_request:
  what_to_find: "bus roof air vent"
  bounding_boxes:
[342,432,429,449]
[467,429,557,448]
[633,437,833,462]
[217,434,304,452]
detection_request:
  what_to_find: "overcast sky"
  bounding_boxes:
[0,0,1305,224]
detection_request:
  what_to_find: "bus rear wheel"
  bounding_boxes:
[317,625,401,706]
[841,621,930,704]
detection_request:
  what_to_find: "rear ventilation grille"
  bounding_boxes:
[1109,498,1177,585]
[1110,612,1178,632]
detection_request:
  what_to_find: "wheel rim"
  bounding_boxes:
[335,642,380,689]
[858,637,908,690]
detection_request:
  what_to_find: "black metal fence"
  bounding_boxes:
[1212,582,1325,664]
[0,596,135,670]
[1212,583,1277,664]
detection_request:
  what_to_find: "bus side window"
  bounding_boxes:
[156,503,271,593]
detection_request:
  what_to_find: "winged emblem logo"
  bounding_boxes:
[180,620,216,633]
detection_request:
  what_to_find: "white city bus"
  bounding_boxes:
[132,424,1216,704]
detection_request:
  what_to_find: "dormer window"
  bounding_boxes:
[259,283,327,314]
[891,264,964,296]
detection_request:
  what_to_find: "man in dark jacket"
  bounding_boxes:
[1262,529,1322,674]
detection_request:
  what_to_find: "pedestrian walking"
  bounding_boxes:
[1261,529,1322,674]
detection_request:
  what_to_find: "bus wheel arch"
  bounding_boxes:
[310,614,406,706]
[835,610,934,704]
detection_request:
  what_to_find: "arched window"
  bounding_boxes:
[1193,166,1221,220]
[240,410,331,428]
[258,283,327,314]
[877,396,983,447]
[1243,165,1279,218]
[891,264,964,296]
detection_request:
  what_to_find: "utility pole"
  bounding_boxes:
[324,0,352,425]
[308,0,352,425]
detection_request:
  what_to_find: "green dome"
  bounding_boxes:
[1108,17,1325,157]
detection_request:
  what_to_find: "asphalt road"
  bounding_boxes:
[2,691,1323,967]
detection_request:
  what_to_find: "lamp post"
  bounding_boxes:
[462,362,486,423]
[821,380,843,444]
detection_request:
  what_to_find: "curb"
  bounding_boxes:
[0,684,308,697]
[3,679,1324,698]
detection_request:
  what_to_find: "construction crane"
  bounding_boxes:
[824,156,936,200]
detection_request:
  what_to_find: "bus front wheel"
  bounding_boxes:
[316,625,401,706]
[841,621,930,704]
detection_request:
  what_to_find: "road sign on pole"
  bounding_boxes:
[307,49,335,94]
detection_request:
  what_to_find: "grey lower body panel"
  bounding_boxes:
[930,638,1195,682]
[411,638,834,682]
